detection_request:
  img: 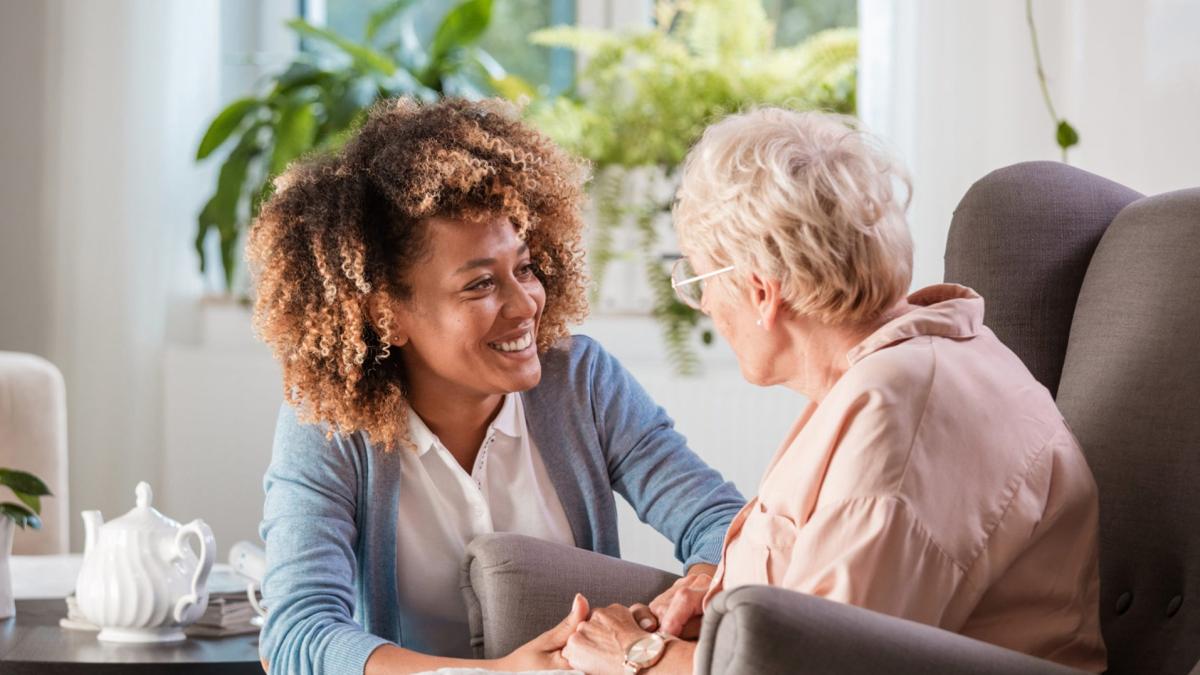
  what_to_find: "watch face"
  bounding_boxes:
[627,633,666,666]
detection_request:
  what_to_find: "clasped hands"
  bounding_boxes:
[495,568,713,675]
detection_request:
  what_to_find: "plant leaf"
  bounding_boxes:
[326,77,379,133]
[379,67,436,100]
[196,97,260,160]
[490,74,535,101]
[201,125,259,289]
[273,61,328,93]
[440,73,488,99]
[270,102,318,176]
[426,0,493,77]
[195,198,216,274]
[287,19,397,76]
[366,0,417,42]
[1057,120,1080,150]
[250,177,277,219]
[471,47,507,79]
[13,492,39,514]
[529,26,616,53]
[219,227,240,293]
[0,469,51,497]
[0,502,41,530]
[472,49,535,101]
[212,132,257,230]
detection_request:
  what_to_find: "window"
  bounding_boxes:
[311,0,576,96]
[764,0,857,46]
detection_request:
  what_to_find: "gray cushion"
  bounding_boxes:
[1056,188,1200,675]
[461,533,678,659]
[945,161,1142,396]
[697,586,1084,675]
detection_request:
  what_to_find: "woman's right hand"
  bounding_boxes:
[491,594,590,672]
[636,570,713,638]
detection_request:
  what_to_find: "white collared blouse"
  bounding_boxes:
[394,392,575,657]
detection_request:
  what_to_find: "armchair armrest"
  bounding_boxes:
[461,533,679,659]
[696,586,1087,675]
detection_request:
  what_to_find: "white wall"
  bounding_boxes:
[859,0,1200,289]
[0,1,54,357]
[1067,0,1200,194]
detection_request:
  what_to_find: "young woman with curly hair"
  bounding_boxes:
[248,97,744,674]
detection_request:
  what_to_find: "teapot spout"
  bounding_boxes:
[82,510,103,555]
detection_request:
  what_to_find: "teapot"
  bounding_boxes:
[75,482,215,643]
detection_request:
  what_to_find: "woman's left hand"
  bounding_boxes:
[492,594,589,672]
[637,564,714,638]
[562,604,647,675]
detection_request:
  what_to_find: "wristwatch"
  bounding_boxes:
[623,631,672,674]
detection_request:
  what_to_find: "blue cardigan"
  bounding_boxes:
[259,335,745,675]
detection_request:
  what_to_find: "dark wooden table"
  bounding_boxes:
[0,599,263,674]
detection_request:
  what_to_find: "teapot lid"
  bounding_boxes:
[104,482,181,532]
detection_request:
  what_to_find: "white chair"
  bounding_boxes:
[0,352,69,554]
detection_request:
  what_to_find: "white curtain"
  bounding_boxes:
[858,0,1200,289]
[35,0,220,548]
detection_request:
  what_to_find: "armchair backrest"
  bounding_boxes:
[944,161,1142,396]
[945,162,1200,674]
[1055,187,1200,675]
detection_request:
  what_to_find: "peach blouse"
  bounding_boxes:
[705,284,1106,672]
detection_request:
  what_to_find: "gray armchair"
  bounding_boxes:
[462,162,1200,674]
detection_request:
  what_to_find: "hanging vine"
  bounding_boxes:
[1026,0,1080,162]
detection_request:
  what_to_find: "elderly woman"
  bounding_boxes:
[247,98,743,674]
[562,109,1106,674]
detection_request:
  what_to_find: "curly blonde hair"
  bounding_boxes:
[675,108,913,325]
[247,97,590,450]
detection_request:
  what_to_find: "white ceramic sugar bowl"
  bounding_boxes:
[75,482,215,643]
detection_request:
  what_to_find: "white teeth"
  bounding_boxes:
[490,332,532,353]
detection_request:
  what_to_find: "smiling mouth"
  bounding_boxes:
[489,331,533,353]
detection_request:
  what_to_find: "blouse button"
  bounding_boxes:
[1166,595,1183,618]
[1115,591,1133,615]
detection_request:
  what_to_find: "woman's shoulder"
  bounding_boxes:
[823,338,938,447]
[273,401,341,445]
[840,335,938,396]
[533,333,608,387]
[526,333,644,429]
[542,332,602,362]
[269,401,371,472]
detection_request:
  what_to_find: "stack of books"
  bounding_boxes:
[185,581,263,637]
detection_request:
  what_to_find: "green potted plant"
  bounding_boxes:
[194,0,529,297]
[0,468,52,619]
[526,0,857,373]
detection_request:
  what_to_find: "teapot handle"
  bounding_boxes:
[172,519,216,624]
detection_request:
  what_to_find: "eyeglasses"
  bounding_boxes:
[670,258,735,310]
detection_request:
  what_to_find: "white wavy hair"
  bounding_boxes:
[674,108,914,325]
